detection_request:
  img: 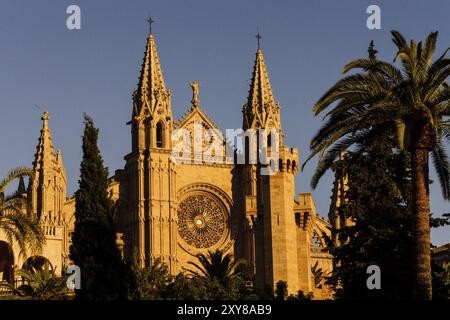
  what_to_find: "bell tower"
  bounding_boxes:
[241,34,300,293]
[30,111,67,274]
[123,19,177,271]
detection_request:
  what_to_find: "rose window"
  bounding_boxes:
[177,194,227,248]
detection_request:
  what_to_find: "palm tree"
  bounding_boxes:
[187,249,246,287]
[0,262,68,300]
[304,31,450,299]
[0,167,44,257]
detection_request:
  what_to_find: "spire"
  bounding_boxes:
[133,20,167,118]
[30,111,67,220]
[56,149,63,167]
[33,111,56,171]
[17,176,26,195]
[243,44,280,131]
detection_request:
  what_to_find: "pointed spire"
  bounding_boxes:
[248,48,275,108]
[243,44,280,131]
[17,176,26,195]
[134,20,167,118]
[56,149,64,167]
[33,111,56,170]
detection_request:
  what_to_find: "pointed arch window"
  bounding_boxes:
[156,121,164,148]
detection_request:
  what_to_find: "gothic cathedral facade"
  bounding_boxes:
[0,28,335,299]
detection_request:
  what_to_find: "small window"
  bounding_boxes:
[295,212,301,227]
[156,122,164,148]
[267,133,272,147]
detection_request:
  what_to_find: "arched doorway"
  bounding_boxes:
[22,255,53,272]
[0,241,14,284]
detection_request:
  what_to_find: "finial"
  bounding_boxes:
[368,40,378,60]
[189,81,200,109]
[256,27,262,50]
[41,111,50,126]
[147,14,155,34]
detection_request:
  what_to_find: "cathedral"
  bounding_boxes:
[0,27,337,299]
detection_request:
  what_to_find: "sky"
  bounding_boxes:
[0,0,449,245]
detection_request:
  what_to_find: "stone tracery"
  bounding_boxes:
[177,193,227,248]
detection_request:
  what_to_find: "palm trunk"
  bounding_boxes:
[411,124,432,300]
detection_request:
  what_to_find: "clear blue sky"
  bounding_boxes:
[0,0,449,245]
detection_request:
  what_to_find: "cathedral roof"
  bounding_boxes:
[175,105,219,131]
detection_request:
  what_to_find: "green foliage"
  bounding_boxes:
[311,261,324,289]
[129,258,171,300]
[69,114,129,300]
[128,249,258,300]
[326,134,415,299]
[274,280,287,300]
[185,249,251,299]
[305,30,450,197]
[0,262,68,300]
[0,167,44,257]
[305,30,449,299]
[432,261,450,300]
[275,280,314,300]
[187,249,246,287]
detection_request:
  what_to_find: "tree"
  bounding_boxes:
[432,261,450,300]
[0,262,68,300]
[70,115,128,300]
[0,167,44,257]
[130,258,171,300]
[304,31,450,299]
[165,274,211,300]
[311,261,324,289]
[274,280,288,300]
[186,249,247,299]
[187,249,246,286]
[326,134,415,299]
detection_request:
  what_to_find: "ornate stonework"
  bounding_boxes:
[0,28,336,300]
[177,193,227,249]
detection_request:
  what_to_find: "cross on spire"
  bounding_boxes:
[147,15,155,34]
[256,28,262,49]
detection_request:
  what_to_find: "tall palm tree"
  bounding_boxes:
[0,167,44,257]
[304,31,450,299]
[187,249,246,287]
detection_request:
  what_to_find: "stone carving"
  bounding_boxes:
[177,194,226,248]
[189,81,200,107]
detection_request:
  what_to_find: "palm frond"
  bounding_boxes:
[431,142,450,200]
[0,167,33,194]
